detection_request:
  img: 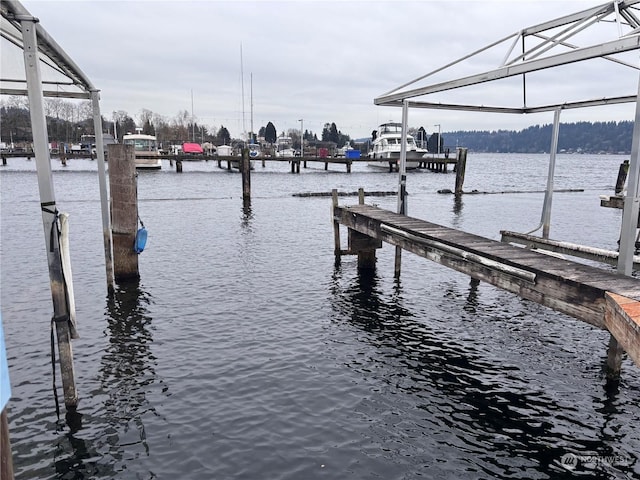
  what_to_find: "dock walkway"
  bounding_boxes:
[333,203,640,370]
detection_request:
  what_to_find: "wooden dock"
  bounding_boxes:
[0,151,459,173]
[333,202,640,372]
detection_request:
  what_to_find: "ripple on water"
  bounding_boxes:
[2,156,639,479]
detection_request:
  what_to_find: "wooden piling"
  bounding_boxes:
[108,144,139,281]
[332,189,341,258]
[2,156,6,166]
[1,408,13,480]
[176,159,183,173]
[349,228,381,270]
[606,335,624,379]
[241,148,251,202]
[615,160,629,195]
[455,147,468,195]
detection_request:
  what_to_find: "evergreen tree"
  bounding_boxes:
[217,126,231,145]
[265,122,277,144]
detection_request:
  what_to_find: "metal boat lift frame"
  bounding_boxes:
[375,1,640,371]
[375,0,640,276]
[1,0,114,408]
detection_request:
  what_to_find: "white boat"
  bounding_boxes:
[275,136,296,158]
[248,143,261,158]
[122,133,162,170]
[367,122,426,170]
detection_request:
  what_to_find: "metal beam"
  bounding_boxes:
[375,35,640,106]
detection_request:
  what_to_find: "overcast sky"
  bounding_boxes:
[9,0,640,140]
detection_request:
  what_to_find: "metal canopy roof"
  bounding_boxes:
[375,0,640,113]
[0,0,95,99]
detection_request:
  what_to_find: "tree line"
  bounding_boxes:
[444,121,634,154]
[0,97,353,151]
[0,96,634,154]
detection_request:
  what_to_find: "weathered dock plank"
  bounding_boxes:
[333,203,640,368]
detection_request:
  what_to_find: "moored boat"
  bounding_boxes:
[248,143,261,158]
[275,135,296,158]
[122,133,162,169]
[367,122,426,170]
[182,142,204,155]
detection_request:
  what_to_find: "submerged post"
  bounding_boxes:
[615,160,629,195]
[0,408,12,480]
[332,189,341,259]
[109,144,140,281]
[241,148,251,201]
[454,147,468,195]
[21,14,78,408]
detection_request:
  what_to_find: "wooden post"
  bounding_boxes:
[454,147,468,195]
[176,159,183,173]
[241,148,251,202]
[606,334,624,379]
[358,187,365,205]
[109,144,139,281]
[346,161,351,173]
[1,408,13,480]
[349,229,381,270]
[615,160,629,195]
[332,189,341,258]
[1,156,6,166]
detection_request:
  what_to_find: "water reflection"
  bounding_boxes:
[52,281,156,478]
[451,194,464,229]
[99,280,157,466]
[328,269,636,477]
[53,409,106,478]
[331,264,414,333]
[241,198,253,227]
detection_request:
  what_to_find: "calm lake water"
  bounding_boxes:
[1,153,639,479]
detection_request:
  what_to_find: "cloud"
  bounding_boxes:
[12,0,639,139]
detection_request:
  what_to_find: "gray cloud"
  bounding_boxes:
[16,0,638,139]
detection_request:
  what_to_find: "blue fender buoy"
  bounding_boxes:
[134,227,147,254]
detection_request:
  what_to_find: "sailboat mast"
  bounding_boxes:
[191,89,195,142]
[241,44,246,146]
[250,73,254,144]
